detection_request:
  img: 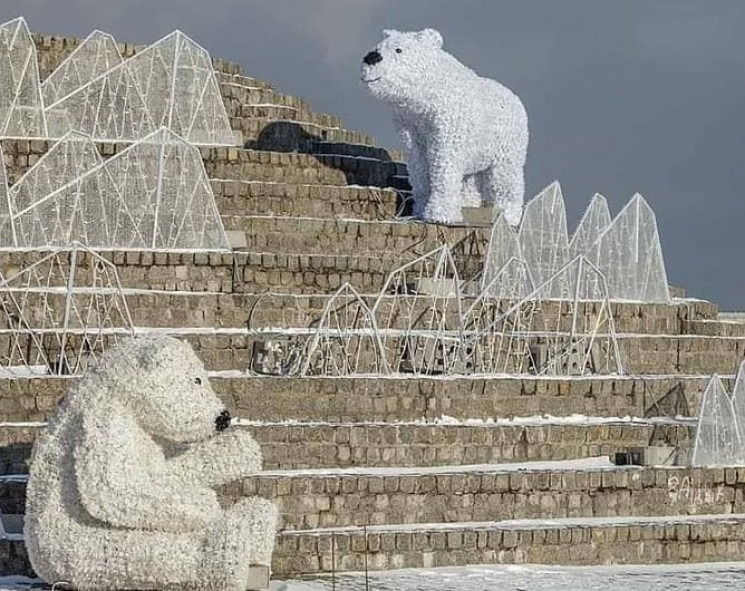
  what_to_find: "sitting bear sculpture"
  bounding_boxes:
[362,28,529,225]
[24,336,278,591]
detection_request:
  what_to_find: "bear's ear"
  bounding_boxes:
[416,28,443,49]
[383,29,401,38]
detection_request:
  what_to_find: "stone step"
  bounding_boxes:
[2,462,740,532]
[211,180,406,220]
[0,373,713,424]
[1,141,401,191]
[3,512,745,577]
[272,513,745,575]
[222,216,488,256]
[0,419,693,474]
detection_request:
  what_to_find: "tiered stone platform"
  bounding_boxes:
[1,33,745,579]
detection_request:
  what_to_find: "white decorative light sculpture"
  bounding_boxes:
[464,255,622,376]
[592,194,670,302]
[361,28,529,225]
[691,375,741,467]
[0,17,47,137]
[2,128,231,249]
[481,213,531,299]
[372,246,465,375]
[0,18,238,145]
[301,283,388,376]
[43,31,154,142]
[569,193,611,259]
[518,181,570,298]
[0,244,133,377]
[124,31,237,146]
[482,184,672,303]
[25,336,278,590]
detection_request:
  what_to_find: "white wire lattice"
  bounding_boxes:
[691,374,742,467]
[300,283,388,376]
[0,244,134,377]
[1,18,238,145]
[485,181,671,303]
[1,128,231,249]
[0,17,47,138]
[371,246,465,375]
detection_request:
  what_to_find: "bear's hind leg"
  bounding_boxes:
[461,174,482,208]
[484,161,525,226]
[201,498,278,591]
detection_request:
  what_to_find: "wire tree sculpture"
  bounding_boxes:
[372,246,465,375]
[300,283,387,376]
[0,244,134,377]
[1,128,230,249]
[0,17,47,138]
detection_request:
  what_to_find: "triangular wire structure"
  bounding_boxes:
[569,193,612,259]
[729,360,745,462]
[372,246,465,375]
[124,30,236,145]
[43,30,154,141]
[481,213,531,298]
[4,132,106,247]
[41,30,125,107]
[479,256,534,302]
[3,128,230,249]
[691,375,742,466]
[100,128,231,249]
[463,255,623,376]
[0,17,47,138]
[0,244,134,377]
[300,283,388,376]
[518,181,569,298]
[591,194,670,302]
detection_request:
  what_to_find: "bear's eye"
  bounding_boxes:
[194,377,202,385]
[395,48,402,54]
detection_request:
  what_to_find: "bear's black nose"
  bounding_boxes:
[215,410,231,432]
[363,50,382,66]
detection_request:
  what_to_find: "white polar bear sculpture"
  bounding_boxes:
[24,336,278,591]
[361,28,529,225]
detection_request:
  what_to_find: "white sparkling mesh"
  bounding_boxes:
[2,128,230,249]
[0,17,47,137]
[483,182,671,303]
[595,194,670,302]
[0,244,133,377]
[518,181,570,298]
[0,18,237,145]
[692,375,742,467]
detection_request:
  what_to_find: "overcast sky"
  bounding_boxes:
[3,1,745,307]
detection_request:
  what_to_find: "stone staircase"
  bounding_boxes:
[0,33,745,580]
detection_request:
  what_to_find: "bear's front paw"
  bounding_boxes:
[421,201,464,225]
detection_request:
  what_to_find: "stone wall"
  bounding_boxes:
[0,422,692,474]
[271,516,745,575]
[247,423,692,470]
[224,465,745,530]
